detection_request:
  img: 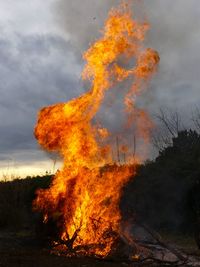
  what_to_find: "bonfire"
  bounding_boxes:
[32,1,165,262]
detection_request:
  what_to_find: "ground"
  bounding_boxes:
[0,231,134,267]
[1,231,200,267]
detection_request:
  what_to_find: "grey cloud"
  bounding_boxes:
[55,0,121,55]
[0,33,83,161]
[53,0,200,160]
[1,0,200,166]
[55,0,200,115]
[143,0,200,111]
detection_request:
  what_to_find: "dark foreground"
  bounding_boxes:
[0,241,143,267]
[0,248,170,267]
[1,249,125,267]
[0,231,137,267]
[0,231,125,267]
[1,231,200,267]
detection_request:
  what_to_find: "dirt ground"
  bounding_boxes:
[1,231,200,267]
[0,231,137,267]
[0,249,127,267]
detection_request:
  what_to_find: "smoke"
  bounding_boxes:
[54,0,200,114]
[53,0,200,161]
[53,0,158,161]
[55,0,121,55]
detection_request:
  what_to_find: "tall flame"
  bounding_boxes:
[33,2,159,257]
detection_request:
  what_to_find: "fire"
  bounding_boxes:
[33,2,159,257]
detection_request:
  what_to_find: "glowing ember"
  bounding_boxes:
[33,1,159,257]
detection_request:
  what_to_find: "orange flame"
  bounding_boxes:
[33,1,159,257]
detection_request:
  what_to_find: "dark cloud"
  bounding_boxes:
[0,33,83,163]
[55,0,200,114]
[143,0,200,112]
[55,0,120,55]
[53,0,200,160]
[0,1,200,168]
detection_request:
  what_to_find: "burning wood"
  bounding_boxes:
[33,0,159,259]
[50,223,199,267]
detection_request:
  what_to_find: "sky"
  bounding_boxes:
[0,0,199,179]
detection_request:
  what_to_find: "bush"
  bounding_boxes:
[0,175,52,231]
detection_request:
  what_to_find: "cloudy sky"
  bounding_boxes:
[0,0,199,178]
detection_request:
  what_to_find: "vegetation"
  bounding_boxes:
[0,175,51,231]
[122,129,200,236]
[1,110,200,251]
[121,108,200,249]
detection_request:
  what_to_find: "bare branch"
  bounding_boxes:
[192,106,200,132]
[152,108,183,152]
